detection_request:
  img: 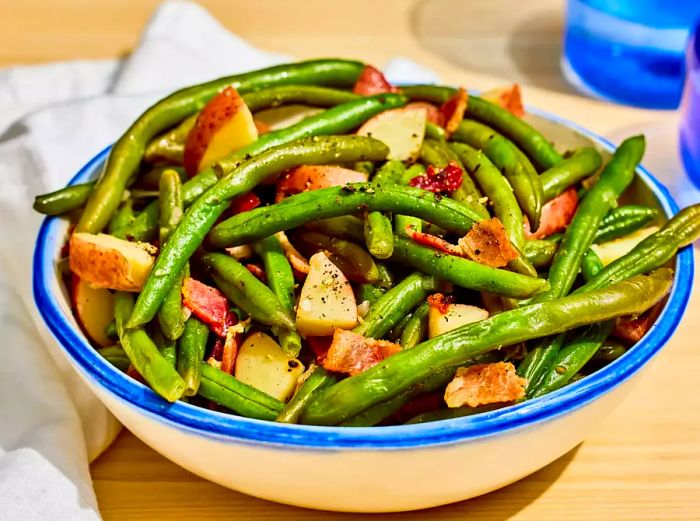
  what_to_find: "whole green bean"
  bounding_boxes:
[301,268,673,425]
[452,120,543,227]
[144,114,196,164]
[77,59,366,233]
[356,284,386,305]
[581,248,603,282]
[177,317,209,396]
[364,211,394,259]
[200,252,294,330]
[400,301,430,349]
[371,160,406,185]
[306,215,365,241]
[276,367,335,423]
[595,205,658,244]
[296,231,380,284]
[198,362,284,420]
[154,330,177,368]
[113,292,185,402]
[390,236,549,299]
[541,147,602,201]
[353,272,437,339]
[254,235,303,356]
[108,199,135,234]
[376,263,394,289]
[524,239,558,269]
[209,183,484,248]
[33,182,95,216]
[242,84,359,112]
[127,136,390,329]
[425,121,447,141]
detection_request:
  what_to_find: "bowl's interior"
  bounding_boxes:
[33,107,693,449]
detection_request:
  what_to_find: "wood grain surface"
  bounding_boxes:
[3,0,699,519]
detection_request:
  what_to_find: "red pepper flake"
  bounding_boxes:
[352,65,399,96]
[427,293,455,315]
[182,278,230,337]
[439,88,468,134]
[410,230,463,256]
[408,161,463,193]
[230,192,261,215]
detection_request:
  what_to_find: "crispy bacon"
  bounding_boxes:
[245,263,266,282]
[439,87,468,134]
[306,335,333,364]
[352,65,399,96]
[525,188,578,239]
[427,293,455,315]
[230,192,261,215]
[459,217,519,268]
[613,302,664,344]
[406,101,442,126]
[276,165,367,202]
[182,278,230,337]
[444,362,526,408]
[410,230,462,256]
[481,84,525,118]
[408,161,464,193]
[220,328,240,374]
[322,329,401,376]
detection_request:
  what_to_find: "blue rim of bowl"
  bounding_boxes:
[33,111,694,450]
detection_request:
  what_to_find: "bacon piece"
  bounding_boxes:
[230,192,261,215]
[220,328,240,374]
[410,230,463,256]
[406,101,442,126]
[444,362,526,408]
[306,336,333,364]
[613,302,663,344]
[481,84,525,118]
[276,231,310,275]
[182,278,230,337]
[276,165,367,202]
[352,65,399,96]
[427,293,455,314]
[459,217,519,268]
[525,188,578,239]
[439,88,468,134]
[245,263,266,283]
[322,329,401,376]
[408,161,464,193]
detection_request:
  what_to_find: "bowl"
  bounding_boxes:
[33,107,693,513]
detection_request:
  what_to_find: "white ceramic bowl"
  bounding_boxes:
[33,108,693,513]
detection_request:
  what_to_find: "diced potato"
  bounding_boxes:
[356,107,427,161]
[429,303,489,338]
[234,332,304,402]
[295,252,358,336]
[591,226,659,266]
[69,232,155,292]
[71,276,115,347]
[183,86,258,175]
[253,105,323,132]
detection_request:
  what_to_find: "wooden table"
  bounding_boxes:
[4,1,700,519]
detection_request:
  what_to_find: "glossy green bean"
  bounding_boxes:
[541,147,602,201]
[595,205,658,244]
[425,121,447,141]
[108,199,135,234]
[364,211,394,259]
[371,159,406,185]
[177,317,209,396]
[399,301,430,349]
[276,367,335,423]
[296,232,379,284]
[306,215,365,241]
[144,115,196,164]
[524,239,558,269]
[581,248,603,282]
[33,182,95,216]
[356,284,386,305]
[242,85,359,112]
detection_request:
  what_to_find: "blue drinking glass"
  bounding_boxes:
[563,0,700,109]
[680,22,700,187]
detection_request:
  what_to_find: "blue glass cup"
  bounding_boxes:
[680,22,700,187]
[563,0,700,109]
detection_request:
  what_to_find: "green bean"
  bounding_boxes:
[296,231,380,284]
[33,182,95,216]
[353,272,437,339]
[301,268,673,425]
[352,161,375,176]
[356,284,386,305]
[371,159,406,185]
[127,135,391,329]
[137,165,187,190]
[595,205,658,244]
[364,211,394,259]
[394,164,424,237]
[589,340,627,365]
[541,147,602,201]
[425,121,447,141]
[177,317,209,396]
[153,328,177,368]
[376,263,394,289]
[198,362,284,420]
[405,404,503,424]
[77,59,366,233]
[200,252,294,330]
[242,84,359,112]
[144,115,196,164]
[210,183,484,248]
[402,163,426,183]
[452,120,543,227]
[390,313,413,341]
[254,235,303,356]
[104,320,118,341]
[113,292,185,402]
[390,236,549,299]
[108,199,135,234]
[98,346,130,372]
[524,239,558,269]
[306,215,365,241]
[158,268,188,341]
[400,301,430,349]
[529,321,614,398]
[276,367,335,423]
[581,248,603,282]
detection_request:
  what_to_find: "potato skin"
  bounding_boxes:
[69,232,155,292]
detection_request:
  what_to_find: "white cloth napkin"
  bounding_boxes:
[0,1,439,519]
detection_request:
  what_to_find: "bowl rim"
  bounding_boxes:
[33,108,694,450]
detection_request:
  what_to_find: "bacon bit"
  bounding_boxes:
[408,161,464,193]
[245,263,266,282]
[254,119,271,135]
[322,329,401,376]
[182,278,230,337]
[525,188,578,239]
[276,165,367,202]
[276,231,310,274]
[427,293,455,315]
[406,101,442,126]
[459,217,519,268]
[410,230,463,256]
[613,302,664,344]
[439,88,468,134]
[220,328,240,374]
[306,336,333,364]
[444,362,526,408]
[352,65,399,96]
[481,84,525,118]
[230,192,261,215]
[210,336,224,361]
